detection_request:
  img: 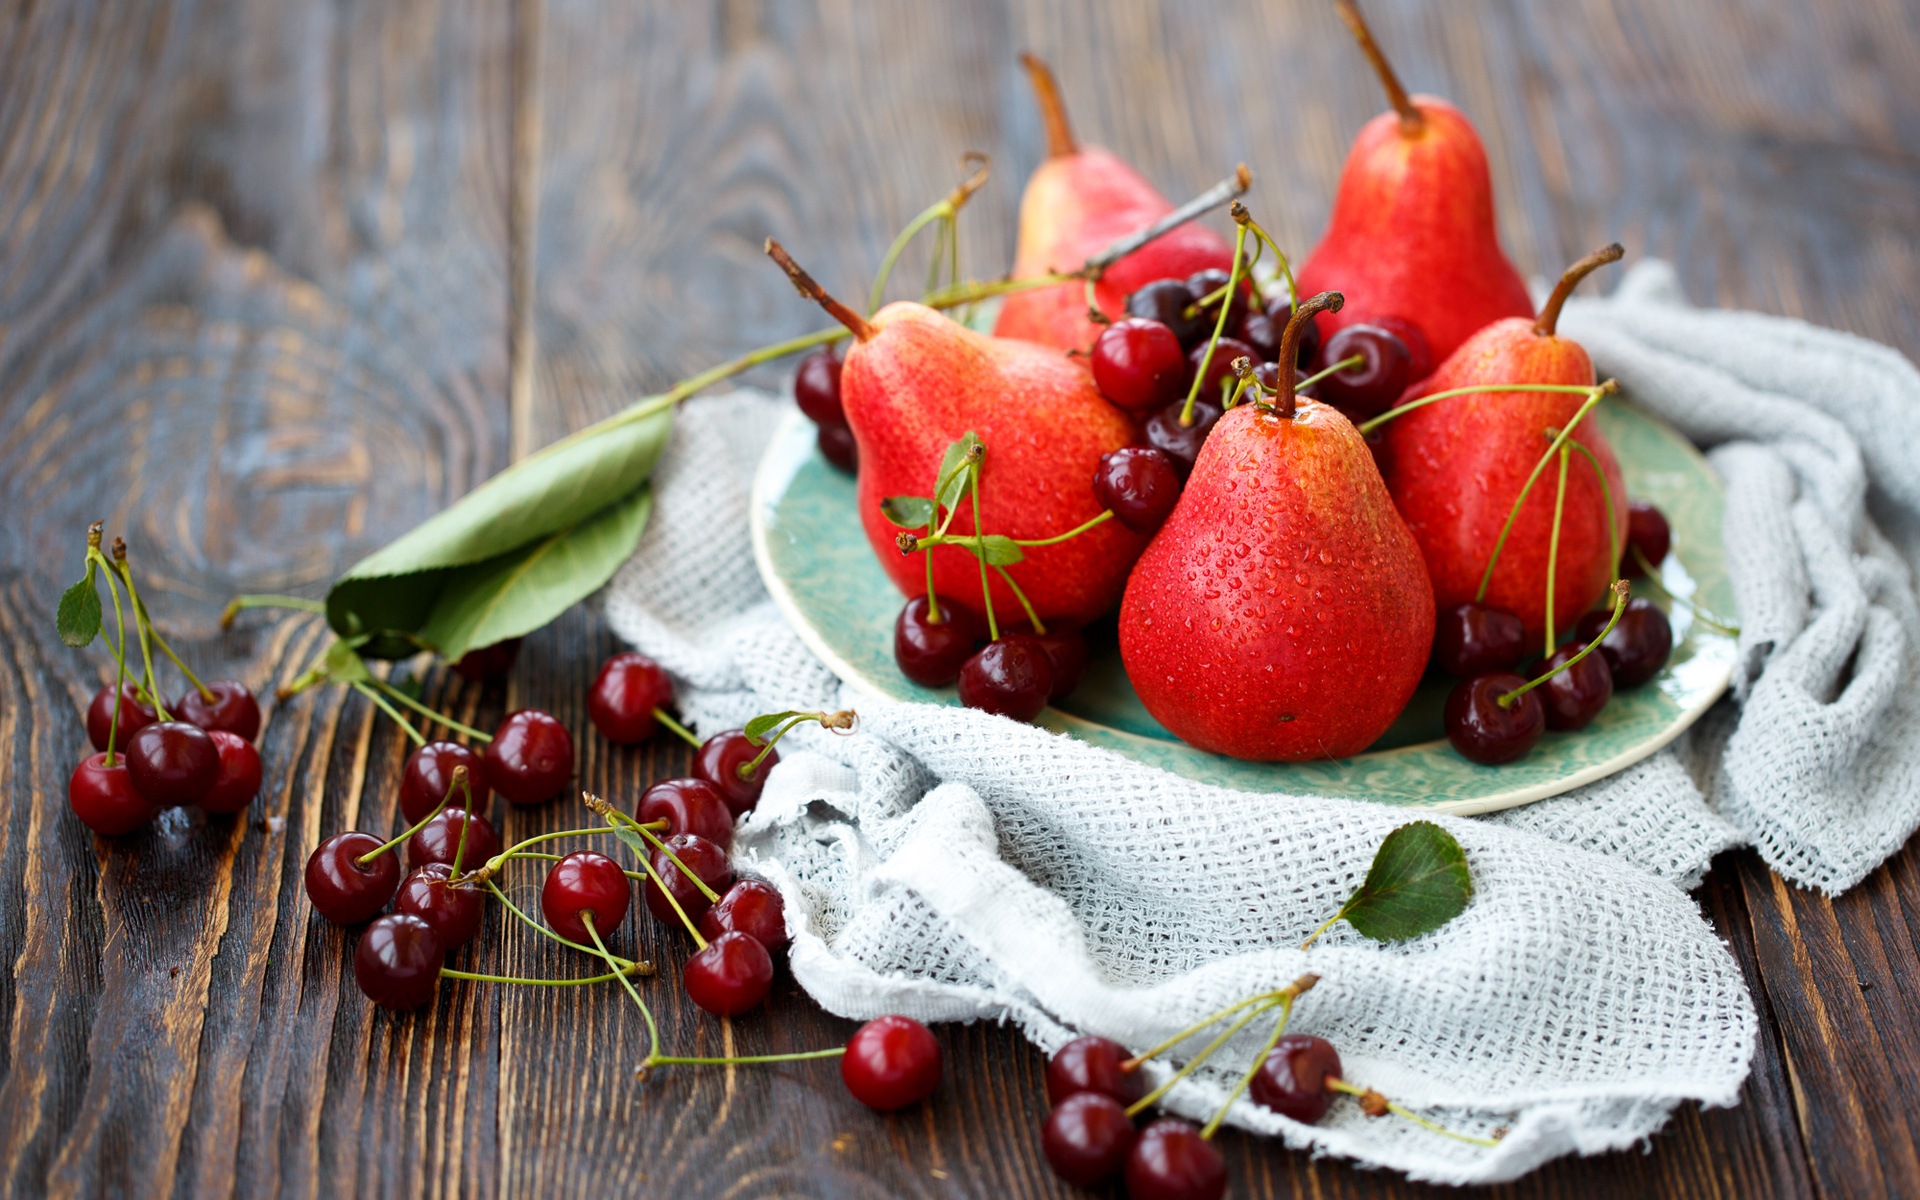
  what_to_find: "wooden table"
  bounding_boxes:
[3,2,1917,1196]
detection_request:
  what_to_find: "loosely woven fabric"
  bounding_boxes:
[600,262,1919,1184]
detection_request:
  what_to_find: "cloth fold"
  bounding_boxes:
[600,262,1919,1183]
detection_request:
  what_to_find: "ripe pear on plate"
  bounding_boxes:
[1119,294,1435,761]
[767,241,1144,626]
[1381,245,1630,646]
[1296,0,1532,364]
[993,54,1235,355]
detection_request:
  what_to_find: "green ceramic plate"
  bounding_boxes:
[750,401,1736,814]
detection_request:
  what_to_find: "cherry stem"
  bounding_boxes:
[1499,580,1631,709]
[1533,243,1625,339]
[1357,380,1613,437]
[1337,0,1423,133]
[868,153,991,314]
[643,1047,846,1069]
[636,853,709,950]
[448,773,477,875]
[107,541,170,721]
[1081,165,1251,279]
[1179,221,1252,426]
[220,593,325,629]
[652,706,702,750]
[1472,383,1617,603]
[351,681,427,747]
[1237,215,1300,311]
[1325,1077,1502,1147]
[369,678,493,743]
[923,542,943,625]
[1121,975,1320,1073]
[990,565,1046,637]
[106,544,212,703]
[442,964,651,987]
[1126,999,1279,1118]
[970,469,1000,642]
[583,911,663,1066]
[1543,448,1572,657]
[356,768,463,865]
[1275,292,1345,419]
[481,877,642,968]
[1558,435,1622,574]
[604,809,723,904]
[766,239,877,342]
[1201,992,1298,1140]
[96,555,133,766]
[1630,547,1741,635]
[1020,53,1077,158]
[479,826,609,876]
[1016,507,1113,548]
[738,709,856,781]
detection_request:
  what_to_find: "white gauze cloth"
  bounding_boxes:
[600,261,1920,1184]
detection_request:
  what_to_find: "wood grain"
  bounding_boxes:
[1,0,1916,1197]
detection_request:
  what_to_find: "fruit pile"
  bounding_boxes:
[776,4,1712,769]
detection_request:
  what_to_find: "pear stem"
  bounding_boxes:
[1020,53,1077,159]
[766,239,877,342]
[1275,292,1345,418]
[1337,0,1423,134]
[1533,243,1625,337]
[1082,165,1252,277]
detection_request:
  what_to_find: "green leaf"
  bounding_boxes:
[326,402,673,658]
[1338,821,1472,943]
[881,496,936,528]
[57,563,102,648]
[933,432,982,511]
[321,637,374,683]
[607,818,653,866]
[414,486,654,663]
[743,709,818,744]
[976,535,1024,566]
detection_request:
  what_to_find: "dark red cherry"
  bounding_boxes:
[1371,315,1434,380]
[1127,279,1207,347]
[1577,599,1673,687]
[694,730,776,817]
[841,1015,942,1111]
[588,651,675,744]
[406,807,501,873]
[200,730,262,814]
[400,740,491,824]
[305,831,402,925]
[1143,397,1224,477]
[68,752,156,835]
[541,850,631,944]
[1043,1091,1138,1188]
[1316,323,1413,419]
[817,422,858,473]
[699,878,789,951]
[1186,336,1257,404]
[645,833,732,927]
[1265,298,1323,367]
[1047,1035,1145,1105]
[1185,267,1249,326]
[1124,1117,1227,1200]
[1625,500,1672,574]
[353,913,444,1010]
[87,682,157,752]
[894,595,983,688]
[956,637,1053,723]
[637,777,735,849]
[1094,446,1183,535]
[1433,602,1527,678]
[1091,318,1188,413]
[450,637,521,681]
[1026,625,1088,702]
[1444,672,1546,765]
[395,863,484,947]
[793,344,845,427]
[1540,643,1615,731]
[484,709,574,805]
[1237,309,1279,363]
[173,680,261,741]
[125,720,219,806]
[684,930,775,1016]
[1249,1033,1342,1124]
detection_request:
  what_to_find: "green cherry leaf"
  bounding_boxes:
[607,817,653,866]
[743,710,812,744]
[933,432,983,511]
[1337,821,1472,943]
[321,637,374,683]
[56,562,102,648]
[976,535,1024,566]
[881,496,936,528]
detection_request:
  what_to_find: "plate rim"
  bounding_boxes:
[750,407,1733,815]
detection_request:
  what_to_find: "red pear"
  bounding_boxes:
[1382,245,1629,646]
[994,54,1235,355]
[1296,1,1532,364]
[1120,295,1434,761]
[768,242,1144,626]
